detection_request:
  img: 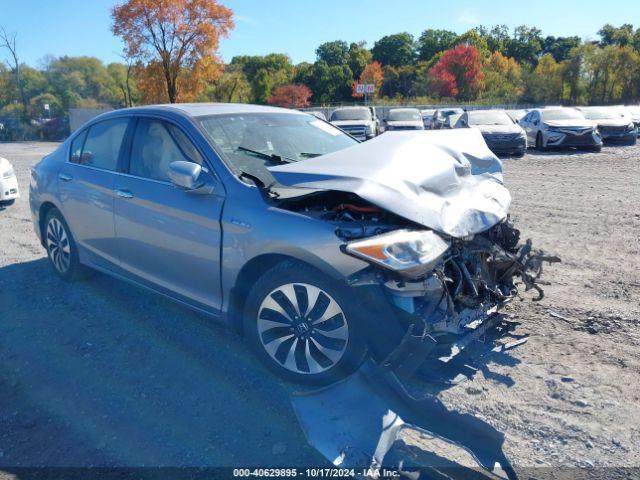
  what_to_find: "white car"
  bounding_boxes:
[519,108,602,151]
[0,157,19,206]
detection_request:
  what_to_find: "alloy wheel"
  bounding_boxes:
[257,283,349,375]
[46,217,71,274]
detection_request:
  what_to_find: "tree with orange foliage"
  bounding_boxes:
[111,0,234,103]
[267,84,312,108]
[428,44,484,100]
[352,61,383,98]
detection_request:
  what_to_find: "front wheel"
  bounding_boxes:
[243,261,367,385]
[535,132,546,151]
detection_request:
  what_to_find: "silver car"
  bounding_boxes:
[29,103,548,385]
[519,107,602,151]
[384,108,424,131]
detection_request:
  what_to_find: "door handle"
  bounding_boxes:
[58,173,73,182]
[116,189,134,199]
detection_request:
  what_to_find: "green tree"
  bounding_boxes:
[598,24,634,47]
[316,40,349,66]
[525,53,562,103]
[231,54,293,103]
[347,42,372,78]
[203,64,251,103]
[372,33,416,67]
[417,29,457,62]
[542,36,582,62]
[482,51,523,102]
[506,26,543,66]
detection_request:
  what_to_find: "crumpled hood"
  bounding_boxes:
[269,129,511,238]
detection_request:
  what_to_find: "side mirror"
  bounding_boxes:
[168,161,214,194]
[533,119,539,126]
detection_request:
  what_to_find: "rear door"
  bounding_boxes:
[58,117,130,269]
[113,116,225,311]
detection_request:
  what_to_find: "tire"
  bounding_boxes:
[243,260,367,385]
[514,150,526,158]
[0,199,15,207]
[587,145,602,152]
[44,208,84,281]
[535,132,546,151]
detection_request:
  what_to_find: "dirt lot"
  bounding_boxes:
[0,142,639,474]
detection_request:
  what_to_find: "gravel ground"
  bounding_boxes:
[0,142,639,474]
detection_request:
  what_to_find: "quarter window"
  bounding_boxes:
[129,119,203,182]
[70,118,129,171]
[69,130,88,163]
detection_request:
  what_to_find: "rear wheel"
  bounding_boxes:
[243,261,367,385]
[44,208,83,281]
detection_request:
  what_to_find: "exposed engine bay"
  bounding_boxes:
[278,191,559,366]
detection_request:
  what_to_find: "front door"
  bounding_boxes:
[113,117,225,311]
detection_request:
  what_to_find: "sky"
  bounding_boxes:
[2,0,639,67]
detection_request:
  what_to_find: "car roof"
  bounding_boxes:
[110,102,304,118]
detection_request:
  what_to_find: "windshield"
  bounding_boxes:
[388,109,421,121]
[581,108,623,120]
[330,108,372,121]
[468,111,513,125]
[541,109,585,121]
[198,112,358,185]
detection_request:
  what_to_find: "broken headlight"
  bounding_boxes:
[345,229,450,277]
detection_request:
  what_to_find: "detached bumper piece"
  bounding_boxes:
[292,360,518,479]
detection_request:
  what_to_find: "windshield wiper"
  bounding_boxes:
[299,152,324,158]
[237,146,296,164]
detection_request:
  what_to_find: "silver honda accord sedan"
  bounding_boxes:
[30,103,549,385]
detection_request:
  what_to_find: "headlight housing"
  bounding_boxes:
[2,167,14,179]
[345,229,450,278]
[627,123,635,131]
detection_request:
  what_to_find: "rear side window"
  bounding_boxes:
[70,118,129,171]
[129,118,203,182]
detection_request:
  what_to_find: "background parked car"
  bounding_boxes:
[329,106,378,141]
[420,109,436,129]
[431,108,464,129]
[455,109,527,157]
[519,107,602,151]
[577,106,637,145]
[384,108,424,131]
[619,105,640,136]
[0,156,20,206]
[307,110,327,121]
[505,109,528,123]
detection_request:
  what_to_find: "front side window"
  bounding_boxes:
[198,113,357,183]
[71,118,129,171]
[129,119,203,182]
